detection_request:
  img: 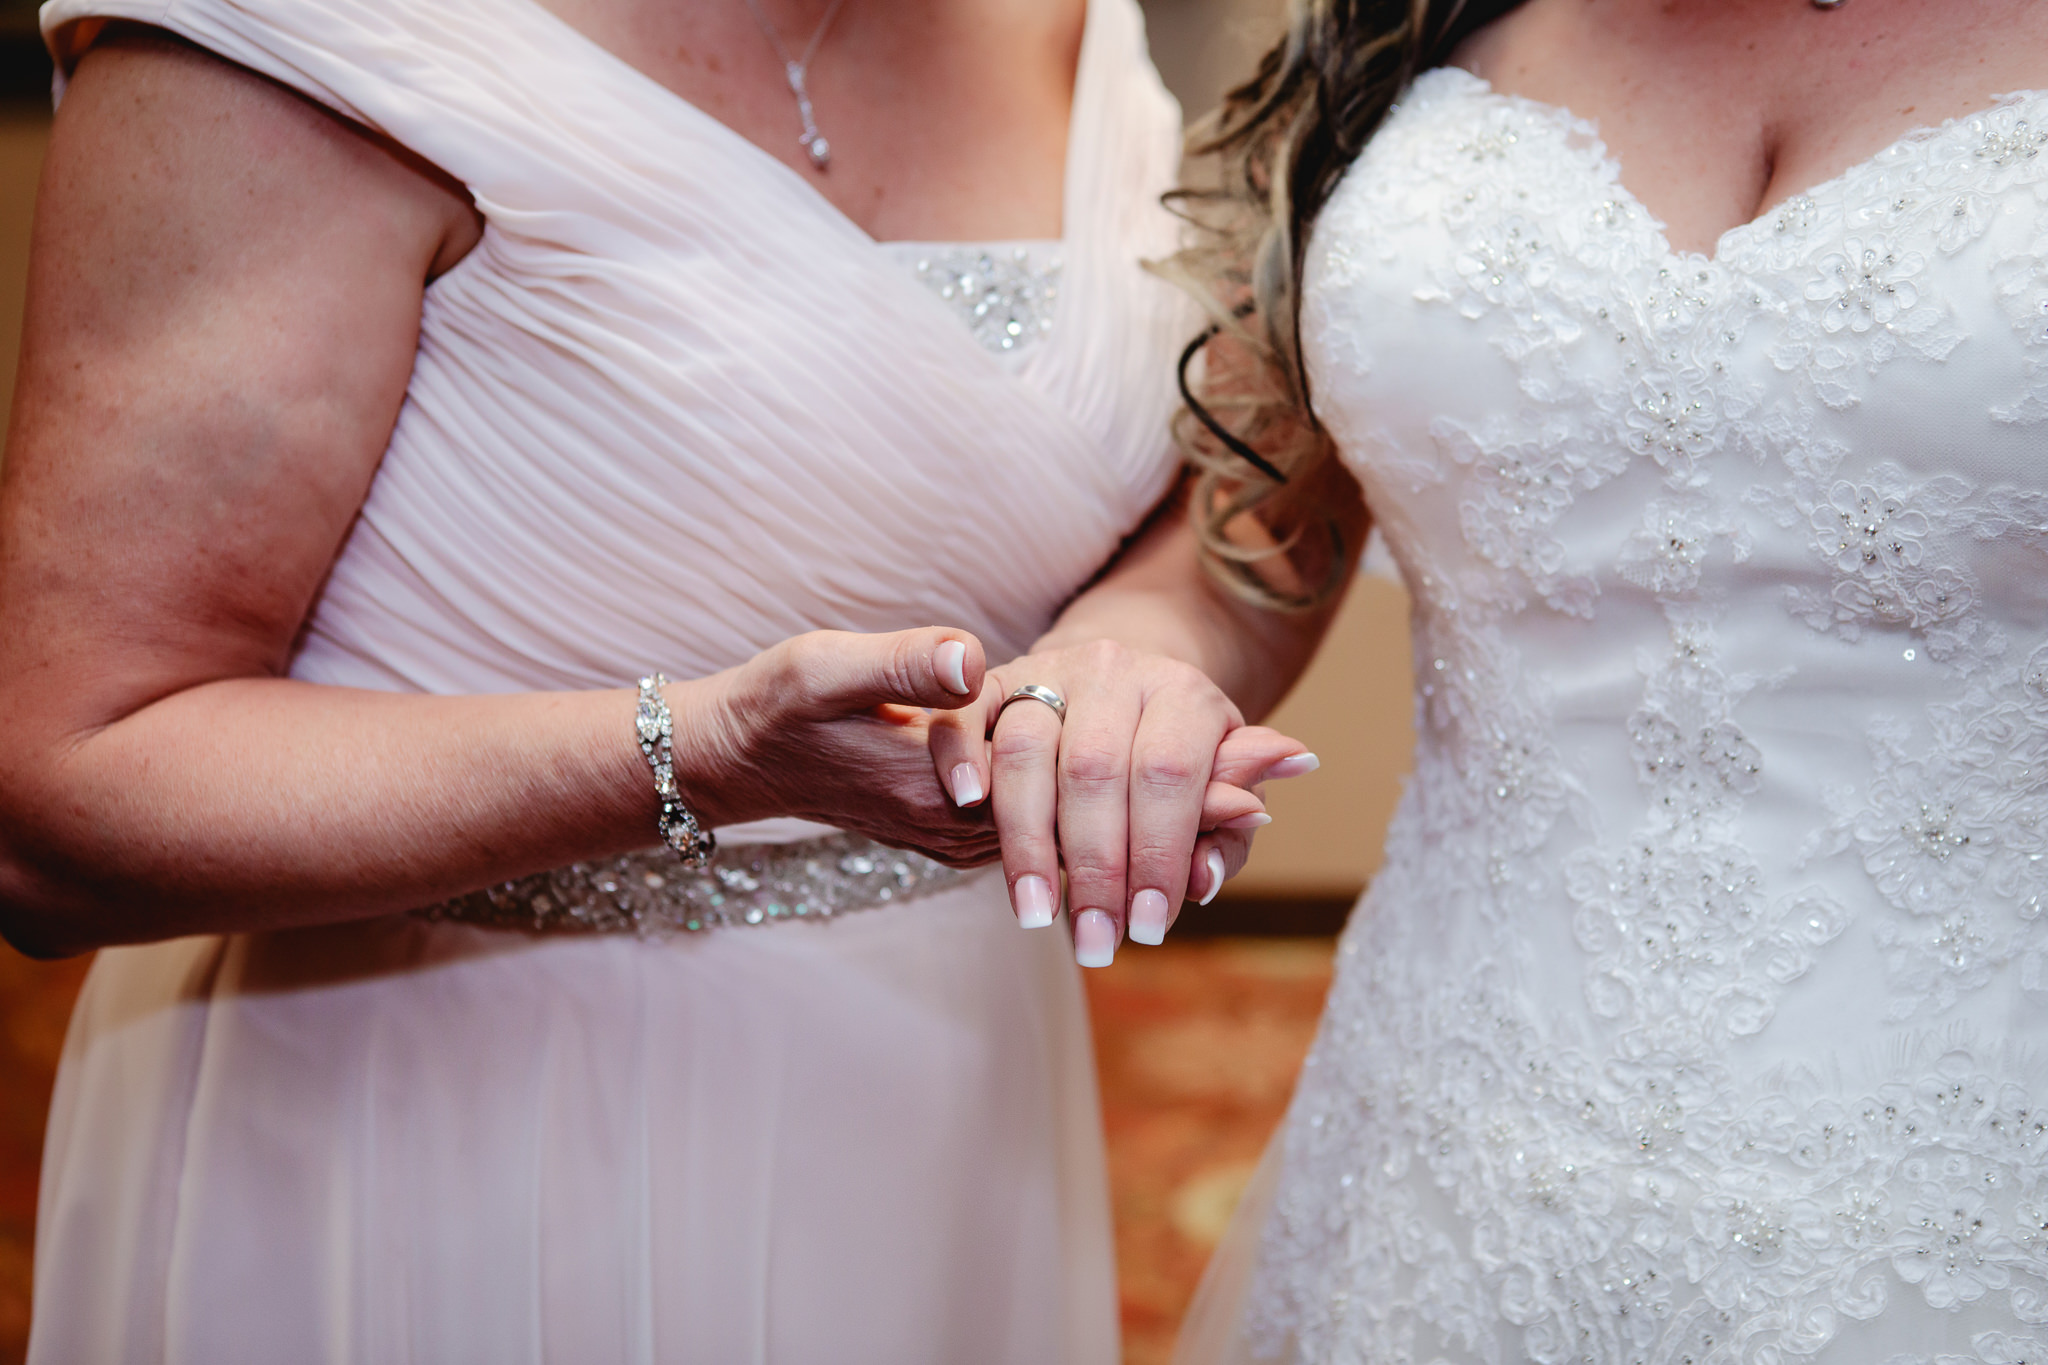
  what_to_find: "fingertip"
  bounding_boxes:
[1128,888,1170,946]
[1012,874,1056,929]
[1197,847,1226,906]
[1074,909,1117,968]
[949,761,985,807]
[1262,751,1321,781]
[935,639,970,696]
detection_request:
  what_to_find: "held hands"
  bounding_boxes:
[928,638,1317,966]
[671,627,999,867]
[675,627,1314,963]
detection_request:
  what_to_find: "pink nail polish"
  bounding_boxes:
[950,762,984,807]
[1262,752,1320,781]
[1219,811,1273,830]
[1073,909,1117,967]
[1013,875,1055,929]
[935,640,970,695]
[1128,889,1171,945]
[1197,849,1227,906]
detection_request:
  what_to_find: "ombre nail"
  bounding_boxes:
[935,640,970,695]
[1262,752,1320,781]
[1013,875,1055,929]
[1074,910,1117,967]
[1197,849,1227,906]
[1128,889,1171,946]
[1219,811,1273,830]
[950,762,984,807]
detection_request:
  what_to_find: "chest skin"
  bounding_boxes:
[530,0,1080,243]
[1456,0,2048,258]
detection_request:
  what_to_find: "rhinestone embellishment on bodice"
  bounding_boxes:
[418,832,967,936]
[905,245,1064,355]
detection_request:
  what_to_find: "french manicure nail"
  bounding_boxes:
[1219,811,1273,830]
[1198,849,1227,906]
[1013,875,1055,929]
[1262,752,1321,781]
[1074,909,1117,968]
[1128,889,1171,946]
[935,640,970,695]
[950,762,984,807]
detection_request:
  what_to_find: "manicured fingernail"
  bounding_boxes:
[1219,811,1273,830]
[1262,752,1320,781]
[1074,910,1117,967]
[950,762,984,807]
[935,640,970,695]
[1128,889,1171,946]
[1197,849,1227,906]
[1013,875,1055,929]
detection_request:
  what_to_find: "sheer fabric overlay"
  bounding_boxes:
[1184,68,2048,1365]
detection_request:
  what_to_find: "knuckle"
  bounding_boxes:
[990,724,1054,766]
[1060,853,1127,887]
[1133,751,1202,793]
[1060,744,1126,788]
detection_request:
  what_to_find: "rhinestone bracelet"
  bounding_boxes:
[636,673,715,868]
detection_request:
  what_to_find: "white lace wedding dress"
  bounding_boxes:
[1182,67,2048,1365]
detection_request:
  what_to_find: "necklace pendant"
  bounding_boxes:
[803,134,831,170]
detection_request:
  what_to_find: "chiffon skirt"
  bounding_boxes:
[28,867,1118,1365]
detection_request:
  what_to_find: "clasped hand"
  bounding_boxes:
[685,626,1314,960]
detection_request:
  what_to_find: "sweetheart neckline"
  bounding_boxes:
[1434,65,2048,271]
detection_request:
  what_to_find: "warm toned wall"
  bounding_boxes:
[0,8,1414,900]
[0,111,43,435]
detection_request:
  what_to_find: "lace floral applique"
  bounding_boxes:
[1617,496,1753,596]
[1432,416,1624,616]
[1753,463,1982,659]
[1570,619,1843,1041]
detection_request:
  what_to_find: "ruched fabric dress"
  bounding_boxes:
[1182,68,2048,1365]
[27,1,1193,1361]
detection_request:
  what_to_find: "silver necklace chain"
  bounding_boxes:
[741,0,851,170]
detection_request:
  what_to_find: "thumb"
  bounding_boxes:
[779,628,988,716]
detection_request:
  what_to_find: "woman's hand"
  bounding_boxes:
[673,627,1001,868]
[926,639,1317,964]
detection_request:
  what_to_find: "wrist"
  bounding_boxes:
[645,671,769,832]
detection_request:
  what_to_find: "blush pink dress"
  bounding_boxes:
[28,0,1195,1360]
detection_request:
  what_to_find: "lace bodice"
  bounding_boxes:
[1250,68,2048,1364]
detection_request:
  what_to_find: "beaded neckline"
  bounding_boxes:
[1433,66,2048,269]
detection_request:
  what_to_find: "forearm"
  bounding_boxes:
[0,676,707,956]
[1031,494,1356,721]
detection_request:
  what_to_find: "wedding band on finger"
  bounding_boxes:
[998,684,1068,725]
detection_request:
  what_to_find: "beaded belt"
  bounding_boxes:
[419,833,970,937]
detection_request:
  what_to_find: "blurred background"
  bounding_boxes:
[0,2,1415,1361]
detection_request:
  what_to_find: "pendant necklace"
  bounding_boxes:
[742,0,852,171]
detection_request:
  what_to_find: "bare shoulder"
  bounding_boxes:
[0,24,482,726]
[50,25,481,283]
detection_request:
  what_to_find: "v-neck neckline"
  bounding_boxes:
[1438,65,2048,270]
[500,0,1090,252]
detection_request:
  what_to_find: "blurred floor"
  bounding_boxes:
[1085,937,1333,1365]
[0,936,1330,1365]
[0,952,88,1365]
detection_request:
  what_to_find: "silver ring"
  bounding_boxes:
[998,684,1068,725]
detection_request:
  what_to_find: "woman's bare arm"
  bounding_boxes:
[0,33,992,957]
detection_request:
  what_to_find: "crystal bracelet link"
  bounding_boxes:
[636,673,716,868]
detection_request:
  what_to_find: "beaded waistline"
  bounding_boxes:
[418,833,969,937]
